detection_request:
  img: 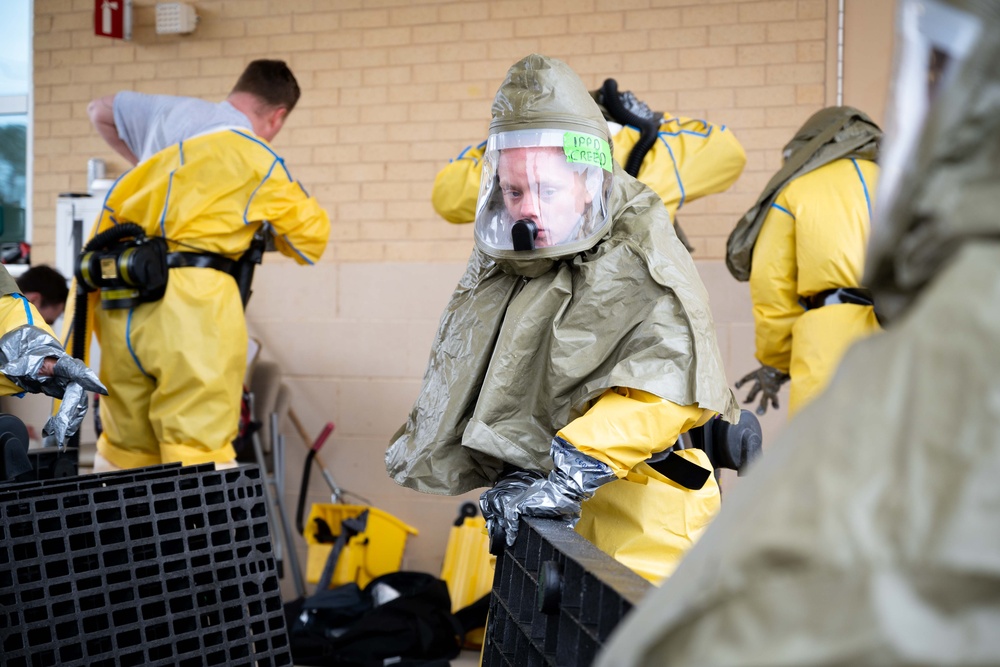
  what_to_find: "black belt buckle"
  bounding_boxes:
[800,287,874,311]
[837,288,875,307]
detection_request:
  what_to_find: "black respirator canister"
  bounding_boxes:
[76,223,169,309]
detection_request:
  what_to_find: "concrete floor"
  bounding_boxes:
[294,648,480,666]
[452,648,482,666]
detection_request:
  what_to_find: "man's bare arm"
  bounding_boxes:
[87,95,139,166]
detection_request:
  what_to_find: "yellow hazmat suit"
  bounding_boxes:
[389,55,739,584]
[432,115,745,226]
[728,107,883,417]
[78,128,329,469]
[0,264,106,447]
[750,157,881,414]
[0,270,57,396]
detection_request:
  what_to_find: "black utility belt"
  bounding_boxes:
[799,287,874,311]
[167,249,260,309]
[166,251,237,276]
[77,224,261,311]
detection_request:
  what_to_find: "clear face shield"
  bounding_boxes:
[877,0,981,210]
[474,128,614,258]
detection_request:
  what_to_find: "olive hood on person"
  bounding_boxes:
[386,54,738,495]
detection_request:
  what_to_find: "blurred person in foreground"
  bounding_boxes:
[595,1,1000,664]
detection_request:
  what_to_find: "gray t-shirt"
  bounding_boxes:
[113,92,252,162]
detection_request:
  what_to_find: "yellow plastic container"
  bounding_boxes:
[304,504,418,589]
[440,514,494,648]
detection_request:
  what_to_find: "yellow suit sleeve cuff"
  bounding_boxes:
[557,387,713,477]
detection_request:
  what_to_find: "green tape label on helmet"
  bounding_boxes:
[564,133,612,172]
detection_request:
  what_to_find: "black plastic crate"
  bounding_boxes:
[25,446,79,480]
[483,517,652,667]
[0,463,292,667]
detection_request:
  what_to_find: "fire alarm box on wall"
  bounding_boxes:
[94,0,133,40]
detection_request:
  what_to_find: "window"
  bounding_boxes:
[0,0,31,266]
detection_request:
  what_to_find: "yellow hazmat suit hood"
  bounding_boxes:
[387,55,739,495]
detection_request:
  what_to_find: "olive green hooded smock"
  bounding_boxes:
[386,55,739,496]
[595,1,1000,664]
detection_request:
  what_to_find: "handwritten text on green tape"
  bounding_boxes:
[563,133,612,172]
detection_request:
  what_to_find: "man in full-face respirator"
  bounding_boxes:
[474,130,613,260]
[431,78,747,256]
[387,54,740,584]
[594,1,1000,664]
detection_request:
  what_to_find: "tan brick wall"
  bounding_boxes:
[32,0,847,265]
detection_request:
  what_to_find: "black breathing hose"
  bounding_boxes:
[66,283,89,452]
[600,78,660,178]
[83,222,146,253]
[71,283,88,362]
[600,79,695,252]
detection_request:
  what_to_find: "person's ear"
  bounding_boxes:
[23,292,42,309]
[266,106,288,139]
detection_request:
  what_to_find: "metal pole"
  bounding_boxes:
[837,0,845,106]
[257,408,305,598]
[247,393,283,574]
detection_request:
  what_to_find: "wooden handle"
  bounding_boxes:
[287,407,312,446]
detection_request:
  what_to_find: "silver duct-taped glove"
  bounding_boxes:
[0,325,108,448]
[491,436,617,548]
[480,468,544,545]
[735,364,790,416]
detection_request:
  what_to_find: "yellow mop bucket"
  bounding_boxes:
[440,503,494,648]
[304,503,418,589]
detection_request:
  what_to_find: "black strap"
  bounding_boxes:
[647,451,712,490]
[799,287,874,311]
[166,251,237,275]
